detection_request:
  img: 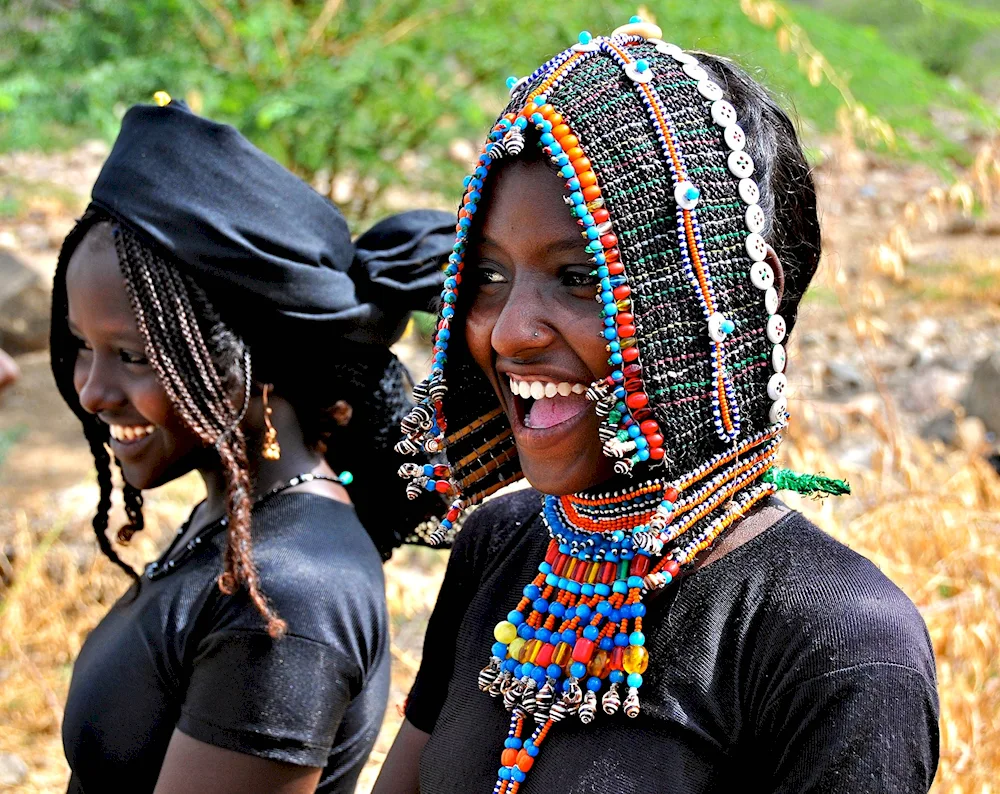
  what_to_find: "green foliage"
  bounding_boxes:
[1,0,996,220]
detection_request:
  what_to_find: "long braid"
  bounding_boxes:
[82,418,137,579]
[111,223,284,637]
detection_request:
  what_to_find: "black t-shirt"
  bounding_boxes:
[63,493,389,794]
[407,489,939,793]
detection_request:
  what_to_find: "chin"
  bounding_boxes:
[520,455,614,496]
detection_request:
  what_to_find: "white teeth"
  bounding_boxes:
[123,427,135,441]
[508,378,588,400]
[109,424,155,442]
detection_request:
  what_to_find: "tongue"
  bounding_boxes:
[527,394,590,429]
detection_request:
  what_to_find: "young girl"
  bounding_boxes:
[377,20,939,794]
[52,96,450,794]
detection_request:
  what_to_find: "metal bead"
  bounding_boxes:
[578,689,598,724]
[624,686,641,718]
[478,658,501,692]
[602,682,622,715]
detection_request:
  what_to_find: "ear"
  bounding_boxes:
[764,245,784,305]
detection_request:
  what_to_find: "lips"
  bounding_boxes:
[107,423,156,446]
[507,376,591,431]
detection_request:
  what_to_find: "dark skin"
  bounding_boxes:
[66,222,349,794]
[374,160,788,794]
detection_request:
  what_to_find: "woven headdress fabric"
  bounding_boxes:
[435,41,773,510]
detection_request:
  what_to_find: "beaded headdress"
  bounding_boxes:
[396,18,844,792]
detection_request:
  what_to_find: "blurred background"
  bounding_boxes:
[1,1,998,791]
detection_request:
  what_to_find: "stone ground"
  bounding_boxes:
[1,138,999,792]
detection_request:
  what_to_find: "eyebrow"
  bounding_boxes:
[480,235,588,257]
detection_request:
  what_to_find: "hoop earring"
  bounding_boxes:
[261,384,281,461]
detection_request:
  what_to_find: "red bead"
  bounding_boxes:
[646,433,664,448]
[622,347,640,362]
[553,554,569,576]
[593,208,610,224]
[631,407,653,421]
[623,363,642,377]
[545,541,559,565]
[613,285,631,300]
[607,261,624,275]
[616,312,634,325]
[604,248,620,263]
[626,392,649,409]
[629,555,650,576]
[610,646,625,670]
[664,559,681,576]
[434,464,450,476]
[664,487,679,502]
[640,420,659,435]
[600,562,616,584]
[624,377,643,392]
[571,638,595,663]
[535,643,555,668]
[434,480,450,493]
[617,324,635,339]
[650,447,666,461]
[600,233,618,248]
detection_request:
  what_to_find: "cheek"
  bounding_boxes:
[464,295,500,373]
[565,300,610,378]
[129,372,184,429]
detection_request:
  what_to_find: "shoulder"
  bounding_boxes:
[740,510,935,682]
[452,486,543,564]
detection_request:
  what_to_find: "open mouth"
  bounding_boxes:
[508,376,591,430]
[107,423,156,448]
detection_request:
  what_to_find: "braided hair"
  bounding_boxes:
[52,206,439,636]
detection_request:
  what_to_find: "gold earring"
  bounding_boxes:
[261,384,281,460]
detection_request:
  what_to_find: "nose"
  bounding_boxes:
[490,274,557,361]
[75,352,128,416]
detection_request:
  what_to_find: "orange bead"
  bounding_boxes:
[565,146,585,162]
[501,749,518,767]
[572,157,592,175]
[587,649,610,678]
[538,104,556,118]
[582,185,602,202]
[548,112,564,127]
[516,753,534,772]
[559,134,580,150]
[579,171,597,188]
[551,124,571,140]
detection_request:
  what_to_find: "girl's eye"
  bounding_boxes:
[120,349,149,366]
[562,267,599,289]
[471,262,508,285]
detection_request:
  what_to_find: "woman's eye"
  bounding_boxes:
[472,263,508,285]
[120,349,149,366]
[562,267,599,289]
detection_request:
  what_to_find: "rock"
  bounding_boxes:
[963,354,1000,436]
[0,752,28,786]
[921,411,957,446]
[0,249,50,354]
[823,359,868,396]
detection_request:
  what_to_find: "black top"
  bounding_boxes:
[63,493,389,794]
[407,489,940,793]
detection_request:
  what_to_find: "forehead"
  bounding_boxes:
[65,223,137,333]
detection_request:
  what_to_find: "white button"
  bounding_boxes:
[572,41,599,52]
[738,178,760,205]
[652,40,682,56]
[707,312,727,343]
[724,124,746,151]
[711,99,737,127]
[764,286,779,315]
[674,180,700,210]
[625,62,653,83]
[509,76,529,96]
[745,232,767,262]
[750,261,774,289]
[682,62,707,81]
[673,51,698,65]
[772,343,786,373]
[697,80,724,101]
[769,395,788,424]
[728,150,755,178]
[766,314,787,344]
[767,372,788,400]
[745,203,765,233]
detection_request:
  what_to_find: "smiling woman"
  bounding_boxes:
[376,18,938,794]
[49,97,453,794]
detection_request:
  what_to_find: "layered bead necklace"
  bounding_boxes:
[479,427,781,793]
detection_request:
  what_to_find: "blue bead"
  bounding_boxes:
[566,581,581,594]
[579,30,592,44]
[627,575,644,589]
[630,15,642,22]
[531,112,543,125]
[463,175,472,188]
[583,625,599,641]
[604,328,617,340]
[581,213,595,226]
[570,191,585,205]
[567,177,581,191]
[610,353,623,365]
[619,604,632,619]
[594,253,607,265]
[547,663,562,679]
[492,641,508,658]
[557,577,569,589]
[511,768,526,783]
[475,166,487,178]
[550,145,565,158]
[630,631,646,646]
[513,664,523,678]
[504,737,516,749]
[507,610,524,625]
[611,369,624,381]
[545,573,558,586]
[721,319,736,334]
[596,601,611,615]
[570,661,587,679]
[595,583,611,596]
[535,94,547,105]
[628,424,641,438]
[514,117,528,130]
[499,767,511,780]
[636,59,649,73]
[575,604,592,620]
[614,633,629,647]
[638,448,651,461]
[610,669,625,684]
[609,609,621,623]
[604,317,616,327]
[549,602,565,618]
[506,75,518,89]
[538,562,552,574]
[517,623,534,639]
[423,480,436,492]
[503,658,517,672]
[540,120,552,133]
[589,228,601,240]
[685,186,700,201]
[587,676,602,691]
[627,672,643,688]
[604,304,618,317]
[558,543,570,554]
[581,584,595,597]
[533,598,549,613]
[599,636,614,651]
[562,629,576,644]
[631,603,647,618]
[521,662,534,675]
[536,627,552,643]
[526,742,540,757]
[560,166,575,179]
[612,580,628,594]
[540,132,554,145]
[524,584,541,599]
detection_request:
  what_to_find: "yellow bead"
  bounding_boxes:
[552,642,572,669]
[587,649,610,678]
[623,645,649,675]
[153,90,172,107]
[508,638,526,661]
[519,639,542,663]
[494,620,518,645]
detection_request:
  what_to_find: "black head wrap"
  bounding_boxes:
[89,99,452,353]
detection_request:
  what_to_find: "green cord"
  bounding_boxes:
[762,467,851,496]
